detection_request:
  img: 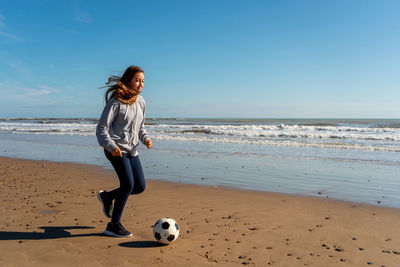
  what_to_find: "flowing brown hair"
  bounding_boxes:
[103,65,144,103]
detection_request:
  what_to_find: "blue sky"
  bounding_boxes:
[0,0,399,118]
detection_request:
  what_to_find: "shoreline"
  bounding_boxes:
[1,130,400,209]
[0,155,394,211]
[1,157,400,266]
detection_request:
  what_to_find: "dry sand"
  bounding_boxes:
[0,157,400,266]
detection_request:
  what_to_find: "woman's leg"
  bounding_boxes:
[106,154,146,197]
[128,155,146,195]
[104,150,134,223]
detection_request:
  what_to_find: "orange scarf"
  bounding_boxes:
[113,82,140,104]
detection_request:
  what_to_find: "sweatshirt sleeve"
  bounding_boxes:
[139,100,149,144]
[96,99,119,152]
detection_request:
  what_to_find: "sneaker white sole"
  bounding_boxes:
[104,230,133,238]
[97,190,111,218]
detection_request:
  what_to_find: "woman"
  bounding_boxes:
[96,65,152,237]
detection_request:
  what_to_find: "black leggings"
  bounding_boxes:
[104,149,146,223]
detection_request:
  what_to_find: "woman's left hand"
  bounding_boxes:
[145,139,152,149]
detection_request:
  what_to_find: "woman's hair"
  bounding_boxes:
[104,65,144,103]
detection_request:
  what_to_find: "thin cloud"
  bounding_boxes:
[0,55,32,78]
[0,83,58,100]
[22,89,52,97]
[74,10,92,23]
[0,31,22,40]
[37,84,61,94]
[0,14,22,40]
[21,84,61,97]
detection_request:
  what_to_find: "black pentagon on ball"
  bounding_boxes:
[154,232,161,240]
[167,234,175,241]
[162,222,170,229]
[175,222,179,230]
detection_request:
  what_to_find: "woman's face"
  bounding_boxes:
[129,72,144,93]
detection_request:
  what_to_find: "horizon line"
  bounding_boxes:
[1,117,399,120]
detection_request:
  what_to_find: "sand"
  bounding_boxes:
[0,157,400,266]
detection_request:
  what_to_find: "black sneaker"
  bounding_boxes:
[97,190,112,218]
[104,222,132,237]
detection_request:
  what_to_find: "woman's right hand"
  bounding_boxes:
[111,147,122,157]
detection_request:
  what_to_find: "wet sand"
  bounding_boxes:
[0,157,400,266]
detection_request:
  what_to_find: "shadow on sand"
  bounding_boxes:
[118,240,166,248]
[0,226,103,240]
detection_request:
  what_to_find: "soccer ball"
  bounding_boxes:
[153,217,179,244]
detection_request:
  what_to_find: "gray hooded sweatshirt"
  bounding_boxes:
[96,96,149,156]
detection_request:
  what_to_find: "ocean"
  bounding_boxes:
[1,118,399,208]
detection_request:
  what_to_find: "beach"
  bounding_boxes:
[3,0,400,265]
[1,157,400,266]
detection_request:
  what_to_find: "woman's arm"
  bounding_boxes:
[138,101,150,145]
[96,99,119,152]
